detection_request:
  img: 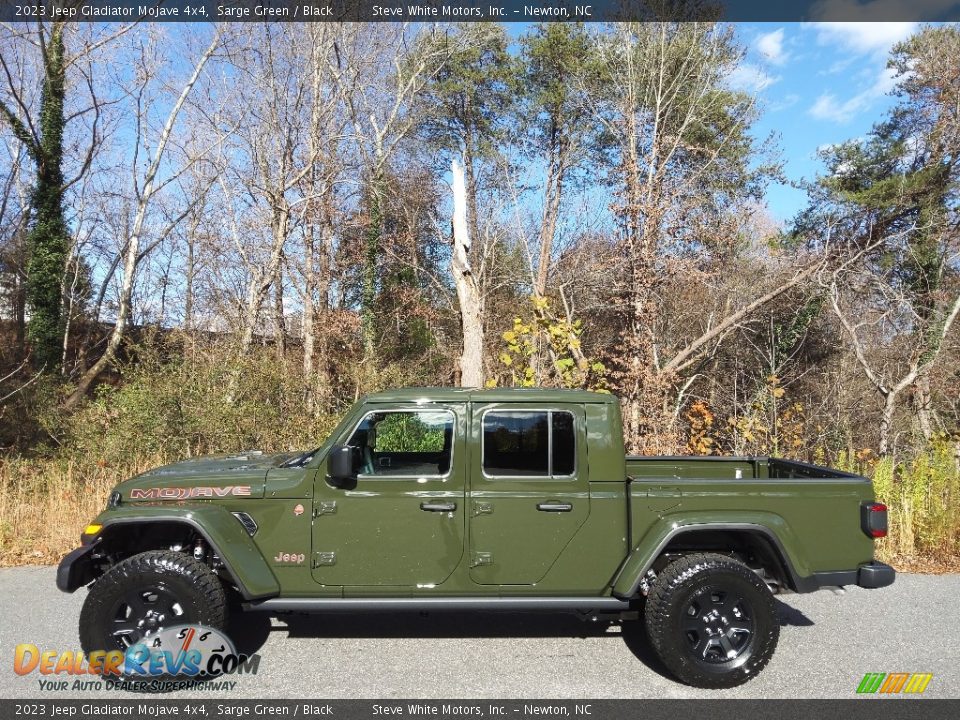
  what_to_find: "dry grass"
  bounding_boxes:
[0,455,166,566]
[869,442,960,570]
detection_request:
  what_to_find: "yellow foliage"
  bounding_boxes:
[722,382,806,457]
[686,401,716,454]
[492,296,609,392]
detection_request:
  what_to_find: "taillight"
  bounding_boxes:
[861,502,888,538]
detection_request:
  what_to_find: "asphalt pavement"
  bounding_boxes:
[0,567,956,699]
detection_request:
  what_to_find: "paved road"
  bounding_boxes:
[0,567,957,699]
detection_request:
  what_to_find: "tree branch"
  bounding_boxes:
[662,261,821,375]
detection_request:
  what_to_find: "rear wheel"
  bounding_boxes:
[80,551,227,668]
[644,553,779,689]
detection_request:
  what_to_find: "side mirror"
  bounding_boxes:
[327,445,356,488]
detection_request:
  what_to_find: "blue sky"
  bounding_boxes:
[734,22,923,222]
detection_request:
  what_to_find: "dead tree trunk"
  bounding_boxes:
[451,158,484,388]
[302,222,315,394]
[273,258,286,358]
[240,206,289,354]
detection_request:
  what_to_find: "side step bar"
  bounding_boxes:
[245,597,632,613]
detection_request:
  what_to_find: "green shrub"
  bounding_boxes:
[67,344,341,466]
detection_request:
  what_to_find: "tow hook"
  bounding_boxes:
[193,538,207,562]
[638,569,657,597]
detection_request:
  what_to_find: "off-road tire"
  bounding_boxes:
[79,550,227,667]
[644,552,779,689]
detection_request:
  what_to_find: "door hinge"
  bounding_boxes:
[470,551,493,567]
[312,551,336,568]
[471,501,493,517]
[313,500,337,518]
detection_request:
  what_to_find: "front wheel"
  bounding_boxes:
[644,553,779,689]
[79,550,228,667]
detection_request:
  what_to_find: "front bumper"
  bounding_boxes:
[56,542,99,593]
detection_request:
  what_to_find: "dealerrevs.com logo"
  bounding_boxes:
[856,673,934,695]
[14,625,260,692]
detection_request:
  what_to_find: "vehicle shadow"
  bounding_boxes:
[776,598,814,627]
[226,599,812,679]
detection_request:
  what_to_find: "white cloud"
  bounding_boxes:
[808,66,898,123]
[805,21,917,55]
[728,63,780,93]
[770,93,800,112]
[756,28,790,65]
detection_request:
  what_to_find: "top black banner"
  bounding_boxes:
[1,0,959,23]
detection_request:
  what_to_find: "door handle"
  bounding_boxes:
[537,502,573,512]
[420,502,457,512]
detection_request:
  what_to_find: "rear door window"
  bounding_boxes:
[482,410,576,478]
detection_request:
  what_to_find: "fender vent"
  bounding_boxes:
[232,512,258,536]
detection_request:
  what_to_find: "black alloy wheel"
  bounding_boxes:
[108,582,191,650]
[80,550,228,683]
[680,587,755,665]
[644,552,779,689]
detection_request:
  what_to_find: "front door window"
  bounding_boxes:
[347,410,454,478]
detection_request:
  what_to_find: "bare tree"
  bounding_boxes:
[65,27,221,408]
[583,23,817,452]
[0,22,130,370]
[450,158,483,387]
[830,273,960,456]
[0,131,30,353]
[293,24,347,410]
[211,26,338,358]
[326,23,449,359]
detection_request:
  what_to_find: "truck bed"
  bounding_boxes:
[626,455,864,481]
[623,455,875,584]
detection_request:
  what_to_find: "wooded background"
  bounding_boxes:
[0,22,958,566]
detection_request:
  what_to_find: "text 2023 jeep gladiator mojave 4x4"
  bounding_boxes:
[57,388,894,689]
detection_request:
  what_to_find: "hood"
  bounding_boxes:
[115,450,299,502]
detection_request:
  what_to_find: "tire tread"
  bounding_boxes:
[79,550,227,657]
[644,552,779,689]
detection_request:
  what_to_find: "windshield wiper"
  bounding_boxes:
[281,450,315,468]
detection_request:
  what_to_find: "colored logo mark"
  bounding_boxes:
[857,673,933,694]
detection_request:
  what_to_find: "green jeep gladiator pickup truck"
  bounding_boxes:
[58,387,894,688]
